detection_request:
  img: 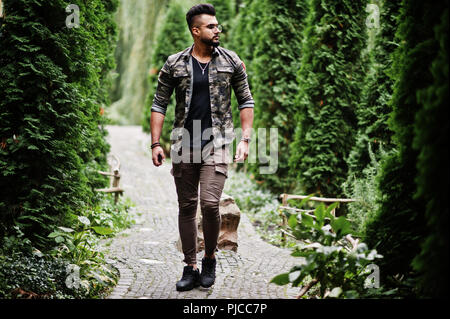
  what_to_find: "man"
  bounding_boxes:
[150,3,254,292]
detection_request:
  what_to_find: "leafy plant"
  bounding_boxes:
[342,142,389,235]
[75,194,135,234]
[47,216,117,296]
[0,225,112,299]
[271,200,394,298]
[0,251,73,299]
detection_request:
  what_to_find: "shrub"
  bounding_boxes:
[411,7,449,298]
[0,194,133,298]
[342,143,390,235]
[271,201,395,298]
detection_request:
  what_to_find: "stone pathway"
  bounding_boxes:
[102,125,302,299]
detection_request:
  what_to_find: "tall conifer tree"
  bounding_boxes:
[346,1,400,176]
[208,0,235,47]
[411,8,448,298]
[248,0,307,193]
[142,1,191,155]
[289,0,367,198]
[343,1,401,233]
[0,0,118,243]
[228,0,263,140]
[363,1,448,293]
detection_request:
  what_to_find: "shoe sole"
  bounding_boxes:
[176,282,200,292]
[200,281,215,288]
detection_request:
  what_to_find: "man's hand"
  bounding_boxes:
[234,141,249,163]
[152,146,165,166]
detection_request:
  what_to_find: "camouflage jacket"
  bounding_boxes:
[151,44,254,152]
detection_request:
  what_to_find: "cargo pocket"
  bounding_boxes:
[212,145,231,164]
[170,163,182,177]
[214,163,228,178]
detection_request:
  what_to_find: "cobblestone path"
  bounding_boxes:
[102,125,302,299]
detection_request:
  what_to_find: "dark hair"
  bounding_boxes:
[186,4,216,32]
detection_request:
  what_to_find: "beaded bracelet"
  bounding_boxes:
[151,142,161,149]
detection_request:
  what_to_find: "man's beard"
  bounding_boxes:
[201,37,220,47]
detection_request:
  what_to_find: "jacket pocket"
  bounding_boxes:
[216,65,234,73]
[216,65,234,85]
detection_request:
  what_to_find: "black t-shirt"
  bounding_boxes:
[183,56,213,150]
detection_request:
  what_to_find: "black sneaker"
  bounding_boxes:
[176,266,200,291]
[200,257,216,288]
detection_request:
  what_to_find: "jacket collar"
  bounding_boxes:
[182,43,219,61]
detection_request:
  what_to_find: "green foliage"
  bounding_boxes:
[228,0,264,130]
[47,223,117,295]
[346,0,400,177]
[246,0,308,194]
[0,251,75,299]
[108,0,167,125]
[228,0,261,68]
[208,0,235,47]
[343,143,389,236]
[0,194,133,298]
[411,8,449,298]
[0,0,118,246]
[72,194,135,234]
[363,1,447,290]
[271,203,393,298]
[342,0,398,232]
[142,0,191,156]
[342,0,401,244]
[289,0,367,198]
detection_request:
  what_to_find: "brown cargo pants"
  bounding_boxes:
[170,143,230,265]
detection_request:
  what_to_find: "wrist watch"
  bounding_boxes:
[241,137,251,143]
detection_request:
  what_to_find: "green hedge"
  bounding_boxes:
[247,0,308,193]
[363,1,448,295]
[411,7,449,298]
[346,0,400,177]
[343,1,401,234]
[0,0,118,246]
[288,0,367,198]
